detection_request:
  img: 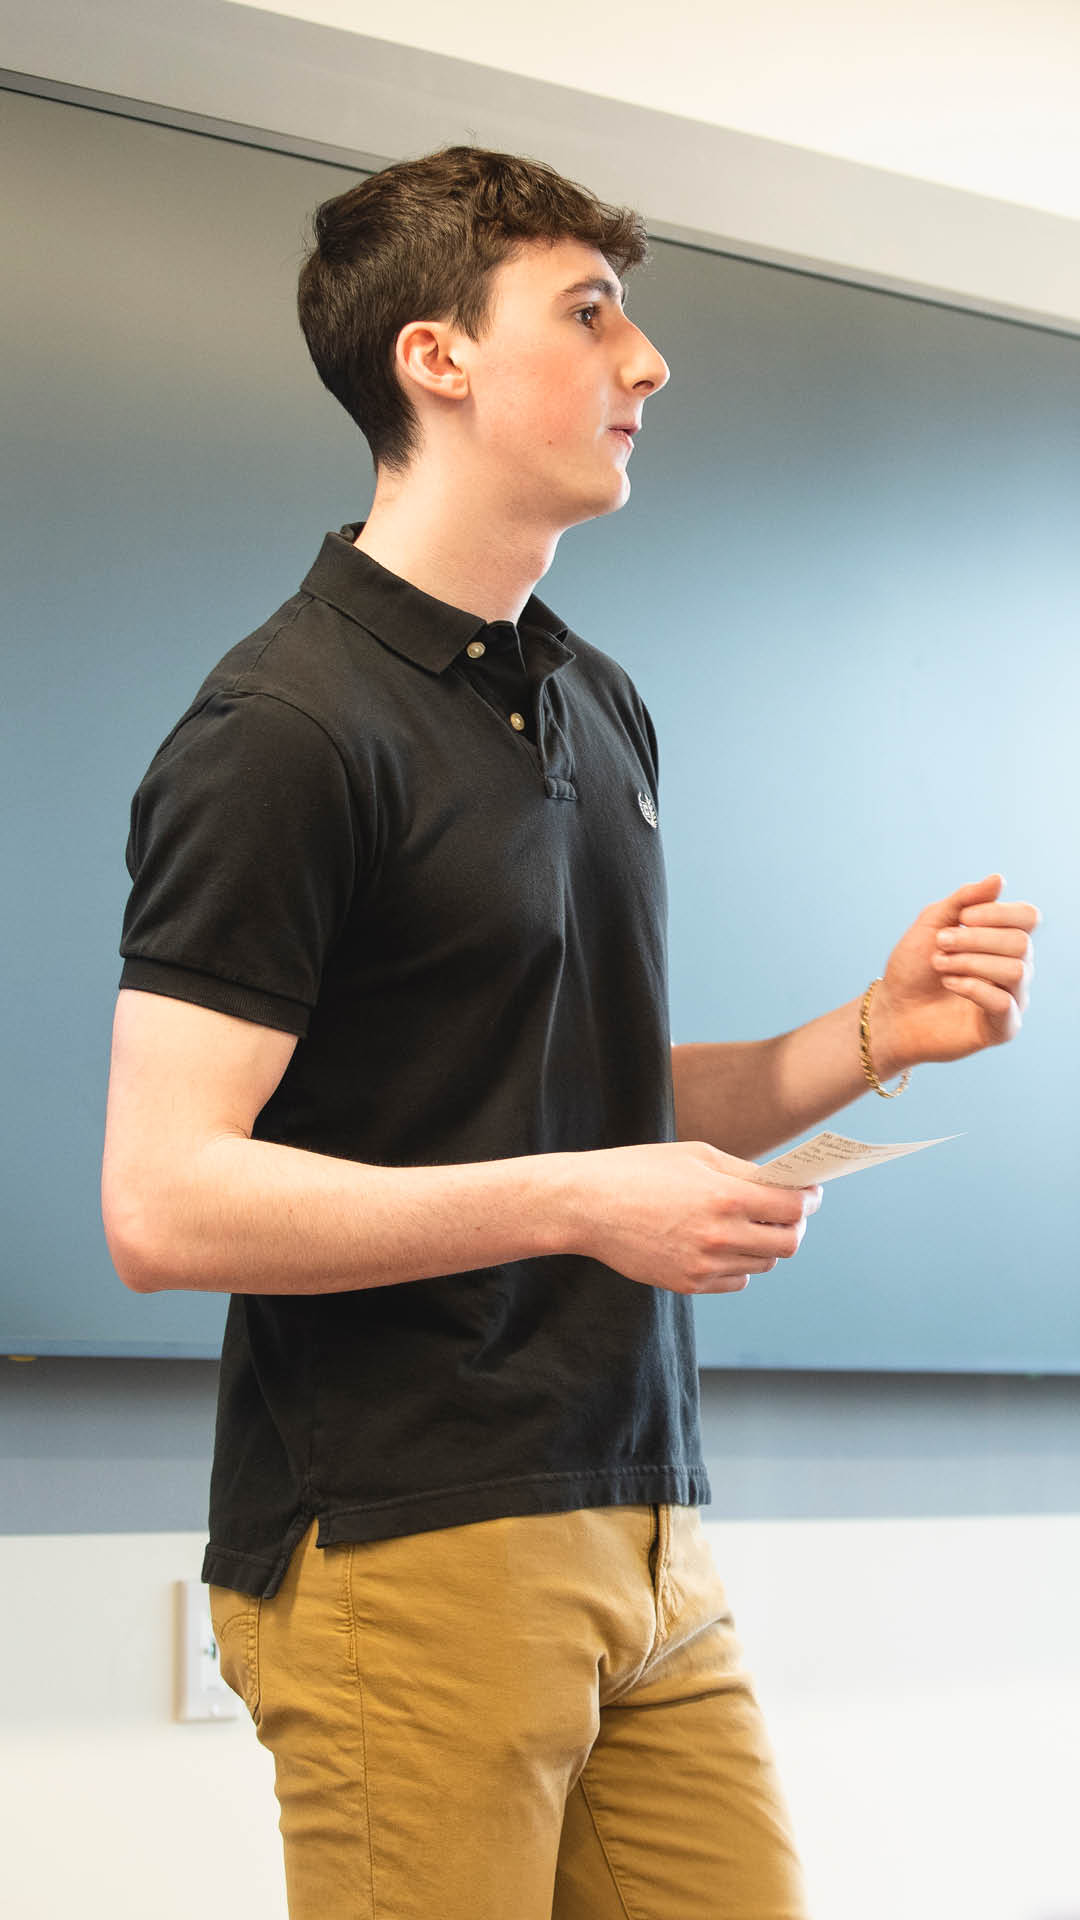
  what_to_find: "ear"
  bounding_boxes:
[394,321,469,401]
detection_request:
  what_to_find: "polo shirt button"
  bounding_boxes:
[509,711,526,731]
[466,640,486,659]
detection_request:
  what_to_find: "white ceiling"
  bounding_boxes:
[226,0,1080,221]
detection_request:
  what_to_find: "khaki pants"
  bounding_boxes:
[210,1503,809,1919]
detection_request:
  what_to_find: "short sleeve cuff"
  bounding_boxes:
[118,957,311,1037]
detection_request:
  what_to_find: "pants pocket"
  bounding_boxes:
[209,1584,262,1723]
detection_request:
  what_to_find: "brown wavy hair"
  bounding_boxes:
[297,144,650,475]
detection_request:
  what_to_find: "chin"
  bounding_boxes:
[565,473,631,529]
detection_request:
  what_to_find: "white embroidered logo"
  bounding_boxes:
[637,789,658,829]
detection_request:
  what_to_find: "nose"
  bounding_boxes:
[624,321,669,399]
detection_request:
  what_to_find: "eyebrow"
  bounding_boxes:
[556,277,627,310]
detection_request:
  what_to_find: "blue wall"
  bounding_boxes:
[2,85,1077,1368]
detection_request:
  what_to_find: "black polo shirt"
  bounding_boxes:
[119,521,711,1597]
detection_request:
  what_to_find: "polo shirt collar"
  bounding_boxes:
[301,521,573,675]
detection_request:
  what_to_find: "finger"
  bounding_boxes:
[756,1184,824,1213]
[958,900,1041,932]
[705,1216,807,1264]
[939,873,1005,918]
[936,927,1032,959]
[931,951,1033,994]
[694,1259,780,1296]
[722,1178,816,1226]
[698,1272,753,1295]
[939,975,1020,1023]
[919,875,1004,933]
[748,1215,809,1258]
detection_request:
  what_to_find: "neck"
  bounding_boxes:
[351,457,563,625]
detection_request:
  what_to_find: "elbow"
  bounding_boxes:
[101,1175,182,1293]
[103,1206,170,1294]
[117,1259,163,1296]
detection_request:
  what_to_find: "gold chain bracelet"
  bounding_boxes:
[859,977,912,1098]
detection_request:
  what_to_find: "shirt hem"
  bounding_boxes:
[202,1466,712,1597]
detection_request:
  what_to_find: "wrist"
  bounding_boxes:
[860,980,915,1086]
[524,1149,588,1261]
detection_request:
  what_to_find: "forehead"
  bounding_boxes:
[491,238,625,311]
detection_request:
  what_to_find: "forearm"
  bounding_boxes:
[106,1132,574,1295]
[101,985,837,1301]
[671,989,908,1160]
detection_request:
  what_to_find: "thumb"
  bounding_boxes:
[705,1145,762,1181]
[927,872,1005,927]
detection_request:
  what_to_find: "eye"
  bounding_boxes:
[575,304,600,329]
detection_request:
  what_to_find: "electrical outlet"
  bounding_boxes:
[175,1578,244,1722]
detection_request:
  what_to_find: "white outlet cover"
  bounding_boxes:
[175,1578,244,1722]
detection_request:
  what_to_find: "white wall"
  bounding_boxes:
[228,0,1080,220]
[3,1519,1078,1920]
[0,1533,284,1920]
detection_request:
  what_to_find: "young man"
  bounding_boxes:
[102,146,1038,1918]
